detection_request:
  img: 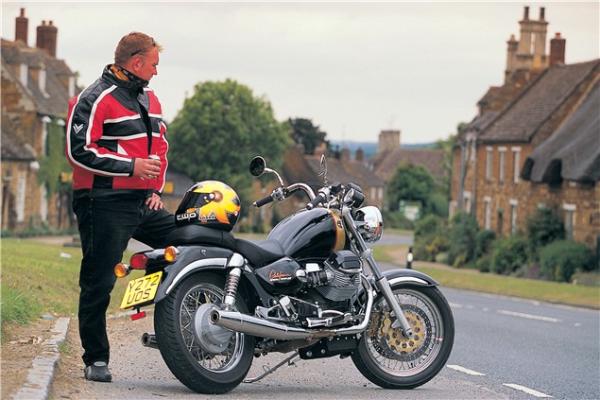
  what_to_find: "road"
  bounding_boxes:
[51,275,599,399]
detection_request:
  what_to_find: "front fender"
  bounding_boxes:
[154,245,234,303]
[381,268,438,287]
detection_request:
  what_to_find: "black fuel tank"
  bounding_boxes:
[267,208,345,261]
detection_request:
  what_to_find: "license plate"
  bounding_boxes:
[120,271,163,309]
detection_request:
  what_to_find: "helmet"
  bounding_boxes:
[175,180,241,231]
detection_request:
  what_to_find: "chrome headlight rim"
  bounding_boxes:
[356,206,383,243]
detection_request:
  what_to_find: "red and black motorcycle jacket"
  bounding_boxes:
[66,65,168,193]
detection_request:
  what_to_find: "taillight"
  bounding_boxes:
[130,253,148,269]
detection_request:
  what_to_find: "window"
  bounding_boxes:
[19,63,28,86]
[463,191,471,213]
[16,173,26,223]
[41,116,51,156]
[563,204,576,240]
[377,187,383,200]
[370,187,376,201]
[512,147,521,183]
[39,68,48,97]
[510,199,518,235]
[484,197,492,229]
[485,147,493,180]
[499,147,506,183]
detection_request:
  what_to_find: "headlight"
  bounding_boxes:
[355,206,383,242]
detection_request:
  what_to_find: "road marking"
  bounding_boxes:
[574,322,582,327]
[449,302,463,309]
[482,307,490,312]
[503,383,552,398]
[447,365,486,376]
[497,310,561,323]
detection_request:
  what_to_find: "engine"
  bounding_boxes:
[255,251,362,329]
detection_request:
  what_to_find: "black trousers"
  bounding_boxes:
[73,190,176,366]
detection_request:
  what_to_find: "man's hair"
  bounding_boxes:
[114,32,162,65]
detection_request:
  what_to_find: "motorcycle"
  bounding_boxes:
[115,155,454,394]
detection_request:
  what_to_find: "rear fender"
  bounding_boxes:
[154,245,233,303]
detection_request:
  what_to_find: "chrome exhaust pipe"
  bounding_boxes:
[141,332,158,349]
[210,277,374,341]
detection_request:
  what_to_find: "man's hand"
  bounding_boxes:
[133,158,161,180]
[145,193,164,210]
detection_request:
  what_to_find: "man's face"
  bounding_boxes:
[132,47,159,81]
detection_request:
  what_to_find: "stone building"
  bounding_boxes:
[283,145,385,209]
[451,6,600,251]
[1,9,79,231]
[371,129,445,185]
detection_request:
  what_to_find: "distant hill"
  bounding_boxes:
[330,140,436,159]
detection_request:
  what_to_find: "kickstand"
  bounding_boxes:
[243,351,301,384]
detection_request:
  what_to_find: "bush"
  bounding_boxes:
[427,192,449,218]
[413,215,448,262]
[414,234,450,262]
[382,211,415,230]
[447,212,479,267]
[475,230,496,259]
[526,208,565,260]
[476,255,492,273]
[540,240,595,282]
[491,236,528,275]
[414,215,442,238]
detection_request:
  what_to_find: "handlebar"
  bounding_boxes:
[253,194,274,208]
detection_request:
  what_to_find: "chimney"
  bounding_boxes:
[36,20,58,57]
[46,21,58,57]
[36,20,48,51]
[549,32,566,66]
[355,148,364,162]
[15,8,28,45]
[377,130,401,154]
[505,34,518,80]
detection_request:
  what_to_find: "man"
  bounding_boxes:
[66,32,176,382]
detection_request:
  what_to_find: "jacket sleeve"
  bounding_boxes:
[66,89,135,176]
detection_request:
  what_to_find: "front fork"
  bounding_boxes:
[342,208,414,338]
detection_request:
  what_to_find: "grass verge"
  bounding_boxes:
[1,239,139,333]
[374,245,600,309]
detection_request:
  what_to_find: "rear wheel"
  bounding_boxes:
[352,285,454,389]
[154,272,254,394]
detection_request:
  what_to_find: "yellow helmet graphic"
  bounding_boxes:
[175,180,241,231]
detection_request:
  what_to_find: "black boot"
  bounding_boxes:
[84,361,112,382]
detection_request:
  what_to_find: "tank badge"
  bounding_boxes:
[269,271,293,282]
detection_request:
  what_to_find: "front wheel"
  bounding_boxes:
[351,285,454,389]
[154,272,254,394]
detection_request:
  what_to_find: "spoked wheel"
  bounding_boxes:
[155,272,254,394]
[352,285,454,389]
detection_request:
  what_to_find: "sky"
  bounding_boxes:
[2,1,599,144]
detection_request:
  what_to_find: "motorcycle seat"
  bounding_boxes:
[234,239,285,267]
[166,225,237,250]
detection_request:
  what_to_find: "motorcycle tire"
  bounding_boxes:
[351,285,454,389]
[154,271,254,394]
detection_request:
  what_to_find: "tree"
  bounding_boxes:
[288,117,327,155]
[386,164,435,212]
[169,80,290,204]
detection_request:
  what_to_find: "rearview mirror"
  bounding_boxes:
[249,156,266,177]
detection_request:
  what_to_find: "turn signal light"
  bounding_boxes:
[164,246,178,262]
[130,253,148,270]
[114,263,130,278]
